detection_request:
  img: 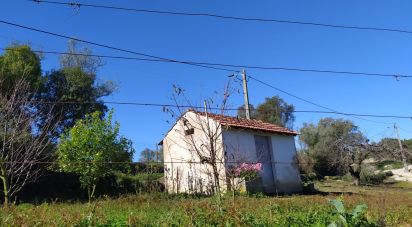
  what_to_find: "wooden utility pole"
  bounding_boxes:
[156,144,159,163]
[203,100,208,118]
[394,123,409,173]
[241,69,251,119]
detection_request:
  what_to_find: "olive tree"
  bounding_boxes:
[299,118,366,177]
[57,110,134,202]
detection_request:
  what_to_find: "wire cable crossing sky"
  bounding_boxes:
[30,0,412,35]
[1,0,411,154]
[22,100,412,119]
[1,47,411,79]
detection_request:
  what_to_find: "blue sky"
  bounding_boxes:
[1,1,412,160]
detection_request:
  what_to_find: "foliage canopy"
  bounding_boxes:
[57,110,134,201]
[238,96,295,128]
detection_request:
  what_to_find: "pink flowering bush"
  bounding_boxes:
[233,163,262,181]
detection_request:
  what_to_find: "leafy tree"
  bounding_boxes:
[377,138,412,163]
[299,118,366,178]
[404,139,412,163]
[237,96,295,128]
[39,41,116,136]
[59,39,104,74]
[403,138,412,149]
[57,110,134,202]
[0,45,42,95]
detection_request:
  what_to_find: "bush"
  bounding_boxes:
[129,162,164,175]
[341,173,353,182]
[115,172,164,194]
[328,198,376,226]
[300,173,317,184]
[360,165,392,185]
[297,152,315,174]
[15,171,164,203]
[17,171,83,203]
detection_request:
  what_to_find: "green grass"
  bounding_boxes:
[389,181,412,189]
[0,185,411,226]
[0,180,410,226]
[375,160,405,171]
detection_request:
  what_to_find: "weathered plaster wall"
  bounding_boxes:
[223,129,302,194]
[162,111,226,194]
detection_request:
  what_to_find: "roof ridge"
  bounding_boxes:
[189,110,298,135]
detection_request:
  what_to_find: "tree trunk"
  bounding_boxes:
[88,184,96,204]
[349,163,361,186]
[212,164,220,195]
[1,177,9,207]
[352,177,360,186]
[0,165,10,207]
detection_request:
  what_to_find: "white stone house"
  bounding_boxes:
[159,110,302,194]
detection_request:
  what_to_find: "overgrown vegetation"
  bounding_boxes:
[1,42,411,225]
[0,191,410,226]
[57,110,134,202]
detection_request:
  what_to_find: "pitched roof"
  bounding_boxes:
[192,110,299,136]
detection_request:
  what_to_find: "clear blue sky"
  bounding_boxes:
[1,1,411,160]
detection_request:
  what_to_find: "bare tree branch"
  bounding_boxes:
[0,79,57,205]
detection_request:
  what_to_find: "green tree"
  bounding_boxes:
[57,110,134,202]
[403,138,412,148]
[139,148,163,162]
[237,96,295,128]
[59,39,104,74]
[0,45,42,95]
[377,138,412,162]
[39,41,116,136]
[299,118,366,178]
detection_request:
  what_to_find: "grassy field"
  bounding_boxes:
[0,181,411,226]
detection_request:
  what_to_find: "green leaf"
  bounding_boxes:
[351,204,367,219]
[329,199,345,214]
[328,222,338,227]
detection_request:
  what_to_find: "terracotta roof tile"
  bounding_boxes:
[192,110,299,135]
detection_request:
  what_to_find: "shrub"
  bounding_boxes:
[115,172,164,194]
[341,173,353,182]
[297,152,315,174]
[360,165,391,185]
[300,173,317,184]
[328,198,376,226]
[233,163,262,180]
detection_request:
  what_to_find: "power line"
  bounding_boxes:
[29,0,412,36]
[248,76,335,112]
[1,47,410,79]
[23,100,412,120]
[0,21,408,123]
[0,20,236,73]
[399,127,412,134]
[0,46,406,123]
[248,76,396,125]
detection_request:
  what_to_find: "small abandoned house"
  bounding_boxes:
[159,110,302,194]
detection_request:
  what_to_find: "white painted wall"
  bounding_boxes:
[162,111,226,194]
